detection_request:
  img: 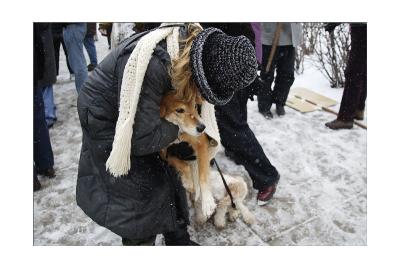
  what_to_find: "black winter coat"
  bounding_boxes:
[76,31,189,240]
[35,23,56,89]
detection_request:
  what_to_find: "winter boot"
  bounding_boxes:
[276,104,286,116]
[163,225,199,246]
[37,167,56,178]
[121,236,156,246]
[325,119,353,130]
[257,174,280,206]
[354,110,364,120]
[257,181,279,206]
[34,177,41,192]
[87,64,96,72]
[260,110,273,119]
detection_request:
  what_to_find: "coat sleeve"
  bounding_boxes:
[117,54,179,156]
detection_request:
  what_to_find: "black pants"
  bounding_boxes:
[258,45,295,111]
[53,33,73,75]
[338,25,367,121]
[215,88,280,190]
[34,87,54,171]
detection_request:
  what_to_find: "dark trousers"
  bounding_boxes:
[215,88,280,190]
[338,25,367,121]
[258,45,295,111]
[53,34,73,75]
[34,87,54,171]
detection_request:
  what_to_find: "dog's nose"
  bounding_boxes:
[196,124,206,133]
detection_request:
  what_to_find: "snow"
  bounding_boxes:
[33,30,367,246]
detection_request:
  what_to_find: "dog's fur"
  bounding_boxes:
[160,92,216,217]
[160,93,255,228]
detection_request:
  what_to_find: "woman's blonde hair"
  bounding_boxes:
[170,23,203,104]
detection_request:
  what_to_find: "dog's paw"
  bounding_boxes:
[228,208,240,222]
[195,212,208,225]
[201,191,216,218]
[213,217,226,230]
[243,212,256,225]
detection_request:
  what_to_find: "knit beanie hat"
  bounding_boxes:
[190,27,258,105]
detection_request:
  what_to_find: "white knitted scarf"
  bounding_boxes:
[106,23,221,177]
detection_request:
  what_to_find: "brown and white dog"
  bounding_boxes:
[160,93,255,228]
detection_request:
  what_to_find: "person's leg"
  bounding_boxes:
[258,45,276,115]
[61,38,74,75]
[42,85,57,127]
[121,236,156,246]
[53,35,61,76]
[63,23,88,92]
[272,46,295,114]
[83,34,98,67]
[216,89,280,192]
[34,87,54,175]
[356,26,367,115]
[337,25,367,122]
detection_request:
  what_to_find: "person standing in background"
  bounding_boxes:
[84,23,98,71]
[251,22,263,67]
[258,22,303,118]
[52,23,74,78]
[63,23,88,93]
[98,23,113,49]
[34,23,57,191]
[325,23,367,130]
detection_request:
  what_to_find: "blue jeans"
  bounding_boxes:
[63,23,88,93]
[42,85,57,126]
[84,35,98,66]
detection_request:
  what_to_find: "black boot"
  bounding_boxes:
[163,225,199,246]
[260,110,273,119]
[37,167,56,178]
[276,104,286,116]
[34,177,41,192]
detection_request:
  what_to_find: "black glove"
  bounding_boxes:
[166,142,196,161]
[324,23,341,33]
[246,75,265,101]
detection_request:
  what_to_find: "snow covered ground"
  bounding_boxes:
[33,29,367,246]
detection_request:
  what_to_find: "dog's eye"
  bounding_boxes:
[176,108,185,113]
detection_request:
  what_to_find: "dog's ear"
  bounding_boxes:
[160,104,166,118]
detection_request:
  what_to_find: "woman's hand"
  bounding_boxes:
[166,142,196,161]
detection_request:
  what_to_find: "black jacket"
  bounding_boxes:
[76,30,189,240]
[35,23,56,89]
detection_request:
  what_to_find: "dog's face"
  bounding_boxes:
[160,94,206,136]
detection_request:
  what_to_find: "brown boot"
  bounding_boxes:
[354,110,364,120]
[325,119,353,130]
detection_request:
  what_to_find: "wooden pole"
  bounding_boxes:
[265,23,283,73]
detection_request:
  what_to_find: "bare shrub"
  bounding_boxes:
[313,24,351,88]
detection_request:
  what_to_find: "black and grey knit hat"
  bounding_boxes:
[190,27,258,105]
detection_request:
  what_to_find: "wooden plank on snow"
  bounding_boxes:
[286,96,319,113]
[290,87,338,107]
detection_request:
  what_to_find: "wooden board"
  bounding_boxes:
[286,96,319,113]
[290,87,338,107]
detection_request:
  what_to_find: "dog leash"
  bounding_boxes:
[210,158,236,209]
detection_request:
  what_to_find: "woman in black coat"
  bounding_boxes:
[76,23,258,245]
